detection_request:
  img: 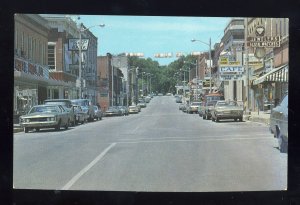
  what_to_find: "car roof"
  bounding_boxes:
[44,99,72,102]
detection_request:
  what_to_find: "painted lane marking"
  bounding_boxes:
[117,136,272,144]
[61,143,116,190]
[118,133,270,141]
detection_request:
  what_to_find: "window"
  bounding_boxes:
[48,43,56,70]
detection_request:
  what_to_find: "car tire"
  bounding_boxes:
[24,127,29,133]
[203,114,206,120]
[239,117,243,122]
[234,118,237,122]
[279,135,288,153]
[212,117,215,122]
[65,120,69,130]
[36,128,40,132]
[55,120,61,131]
[216,117,219,122]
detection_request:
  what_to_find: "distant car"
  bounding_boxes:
[104,106,122,117]
[19,104,70,133]
[175,96,182,103]
[138,99,147,108]
[94,106,103,120]
[187,101,201,114]
[166,93,172,96]
[44,99,76,126]
[71,99,95,122]
[136,104,141,112]
[158,93,163,96]
[270,93,288,153]
[211,100,243,122]
[73,105,87,124]
[179,103,185,110]
[117,106,129,116]
[145,96,151,103]
[182,103,189,113]
[128,105,139,114]
[202,100,217,120]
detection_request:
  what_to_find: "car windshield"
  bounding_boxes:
[29,106,58,114]
[191,102,201,106]
[207,101,217,106]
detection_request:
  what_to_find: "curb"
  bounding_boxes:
[249,116,270,125]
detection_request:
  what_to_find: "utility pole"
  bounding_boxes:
[245,17,250,113]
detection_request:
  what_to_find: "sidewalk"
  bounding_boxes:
[243,111,270,125]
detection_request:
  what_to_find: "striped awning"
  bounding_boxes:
[253,64,288,85]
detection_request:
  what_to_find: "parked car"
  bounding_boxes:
[175,96,182,103]
[128,105,139,114]
[116,106,128,116]
[104,106,122,117]
[19,104,70,133]
[44,99,76,126]
[211,100,243,122]
[270,93,288,153]
[138,100,147,108]
[94,106,103,120]
[136,104,141,112]
[179,103,185,110]
[145,96,151,103]
[71,99,95,122]
[73,105,87,124]
[182,103,189,113]
[187,101,201,114]
[202,100,217,120]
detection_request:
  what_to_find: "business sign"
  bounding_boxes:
[219,66,244,73]
[125,53,144,57]
[154,53,173,58]
[247,36,281,48]
[68,38,90,51]
[219,57,228,65]
[220,74,243,81]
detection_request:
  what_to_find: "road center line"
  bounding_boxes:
[61,142,116,190]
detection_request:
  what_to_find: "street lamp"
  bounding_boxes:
[180,68,189,97]
[191,38,212,93]
[78,23,105,99]
[184,60,199,101]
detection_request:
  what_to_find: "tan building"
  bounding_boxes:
[14,14,72,121]
[247,18,289,112]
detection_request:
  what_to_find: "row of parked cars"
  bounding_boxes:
[19,96,154,133]
[176,92,289,153]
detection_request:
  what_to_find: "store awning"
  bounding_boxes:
[14,70,75,87]
[253,64,288,85]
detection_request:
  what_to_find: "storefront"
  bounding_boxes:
[252,64,288,111]
[14,70,76,123]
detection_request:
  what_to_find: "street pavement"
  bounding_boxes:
[13,96,287,192]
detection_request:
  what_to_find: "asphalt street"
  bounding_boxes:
[13,96,287,192]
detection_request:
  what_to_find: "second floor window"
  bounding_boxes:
[48,44,55,70]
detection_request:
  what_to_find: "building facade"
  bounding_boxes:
[247,18,289,112]
[14,14,75,122]
[220,18,245,101]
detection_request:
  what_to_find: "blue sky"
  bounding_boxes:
[78,15,231,66]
